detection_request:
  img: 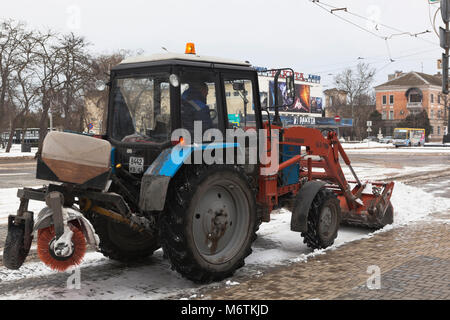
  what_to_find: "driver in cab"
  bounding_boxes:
[181,81,214,132]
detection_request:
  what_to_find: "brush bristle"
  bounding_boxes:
[37,224,86,272]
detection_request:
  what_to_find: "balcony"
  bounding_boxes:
[406,102,423,110]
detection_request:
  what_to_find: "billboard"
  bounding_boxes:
[268,81,322,114]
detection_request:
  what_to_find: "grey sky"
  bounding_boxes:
[1,0,443,89]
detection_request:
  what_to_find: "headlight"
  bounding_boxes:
[169,74,179,87]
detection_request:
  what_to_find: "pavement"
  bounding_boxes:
[194,218,450,300]
[0,151,449,299]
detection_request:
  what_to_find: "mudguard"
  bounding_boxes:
[33,206,99,247]
[290,180,326,232]
[139,143,239,211]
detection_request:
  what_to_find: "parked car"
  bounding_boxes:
[363,136,379,142]
[379,136,393,144]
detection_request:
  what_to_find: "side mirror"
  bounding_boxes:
[232,82,245,91]
[286,74,295,101]
[272,68,296,109]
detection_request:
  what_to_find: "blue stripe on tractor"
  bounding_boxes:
[111,147,116,173]
[145,143,239,178]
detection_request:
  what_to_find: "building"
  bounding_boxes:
[323,88,348,117]
[374,71,448,141]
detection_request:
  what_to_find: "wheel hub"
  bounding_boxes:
[49,237,75,259]
[319,207,335,238]
[192,184,249,264]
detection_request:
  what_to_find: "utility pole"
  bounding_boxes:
[439,0,450,142]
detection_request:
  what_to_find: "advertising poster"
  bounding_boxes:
[309,97,323,114]
[269,81,320,113]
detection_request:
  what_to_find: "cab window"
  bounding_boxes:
[180,71,219,135]
[223,77,254,129]
[111,73,171,143]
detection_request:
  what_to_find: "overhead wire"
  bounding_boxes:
[311,0,438,47]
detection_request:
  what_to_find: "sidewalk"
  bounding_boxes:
[196,216,450,300]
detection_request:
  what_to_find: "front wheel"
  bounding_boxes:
[301,188,341,250]
[160,165,257,283]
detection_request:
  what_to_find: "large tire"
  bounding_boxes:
[160,165,257,283]
[90,214,159,262]
[301,188,341,250]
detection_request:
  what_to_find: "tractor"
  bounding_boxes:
[2,44,394,283]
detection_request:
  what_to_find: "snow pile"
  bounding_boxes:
[390,182,450,225]
[0,144,37,158]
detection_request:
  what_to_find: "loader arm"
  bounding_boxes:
[258,126,394,227]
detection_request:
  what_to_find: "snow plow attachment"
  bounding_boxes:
[336,180,395,229]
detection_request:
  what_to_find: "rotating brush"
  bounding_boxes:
[37,222,86,271]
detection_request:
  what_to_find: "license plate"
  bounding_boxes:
[129,156,144,174]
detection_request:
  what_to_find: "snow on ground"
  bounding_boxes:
[344,147,450,154]
[0,144,37,159]
[0,187,46,225]
[0,178,448,299]
[341,142,394,149]
[342,163,448,181]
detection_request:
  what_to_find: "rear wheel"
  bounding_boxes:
[90,214,160,262]
[160,165,257,283]
[301,188,341,250]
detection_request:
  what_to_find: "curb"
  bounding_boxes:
[0,156,35,161]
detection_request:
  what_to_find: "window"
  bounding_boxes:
[382,95,387,105]
[431,94,434,103]
[431,126,434,134]
[389,110,394,120]
[389,95,394,104]
[224,78,254,129]
[180,71,219,135]
[438,110,441,119]
[225,92,231,97]
[111,74,171,142]
[438,95,441,104]
[409,94,422,103]
[438,126,441,135]
[382,110,387,120]
[431,110,434,119]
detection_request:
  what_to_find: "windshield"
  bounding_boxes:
[394,131,407,139]
[111,73,171,143]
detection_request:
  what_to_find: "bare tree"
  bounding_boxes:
[4,29,40,152]
[334,63,376,140]
[54,33,93,131]
[0,20,30,145]
[32,30,67,152]
[85,51,127,134]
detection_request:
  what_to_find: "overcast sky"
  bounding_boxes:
[1,0,444,89]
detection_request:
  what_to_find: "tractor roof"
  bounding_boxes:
[112,53,253,71]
